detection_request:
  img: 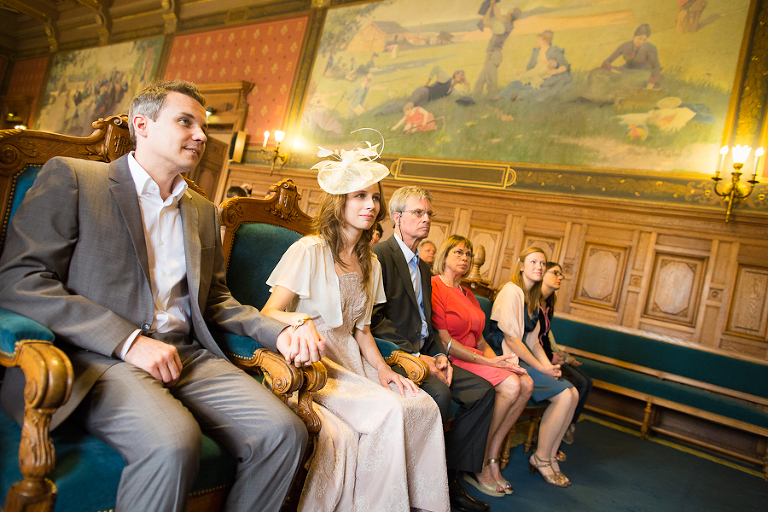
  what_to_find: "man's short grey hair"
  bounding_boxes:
[388,186,434,220]
[128,79,206,146]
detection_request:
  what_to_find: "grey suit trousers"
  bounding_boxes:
[80,335,307,512]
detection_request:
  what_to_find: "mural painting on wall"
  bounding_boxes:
[296,0,750,178]
[35,37,163,136]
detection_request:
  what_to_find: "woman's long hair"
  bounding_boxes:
[542,261,561,318]
[510,246,547,315]
[312,181,387,289]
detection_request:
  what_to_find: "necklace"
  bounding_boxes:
[439,274,461,289]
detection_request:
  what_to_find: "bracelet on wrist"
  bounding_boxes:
[291,316,311,331]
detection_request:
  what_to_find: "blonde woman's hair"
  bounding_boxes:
[312,181,387,289]
[433,235,473,276]
[511,246,547,314]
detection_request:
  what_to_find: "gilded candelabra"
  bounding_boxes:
[258,130,288,175]
[712,145,762,223]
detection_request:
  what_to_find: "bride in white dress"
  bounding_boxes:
[261,139,449,512]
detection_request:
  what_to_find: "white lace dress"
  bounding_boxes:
[267,236,449,512]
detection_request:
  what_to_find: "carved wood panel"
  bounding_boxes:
[643,253,706,326]
[426,219,452,256]
[573,242,628,310]
[521,233,561,262]
[467,225,503,281]
[726,265,768,341]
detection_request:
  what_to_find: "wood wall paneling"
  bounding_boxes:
[573,242,629,312]
[726,265,768,341]
[642,253,707,327]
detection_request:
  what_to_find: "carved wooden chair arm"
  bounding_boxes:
[1,338,74,511]
[226,348,303,396]
[228,350,327,437]
[297,363,327,436]
[385,351,430,386]
[374,336,430,385]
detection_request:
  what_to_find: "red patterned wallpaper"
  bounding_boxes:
[7,56,50,126]
[165,17,308,146]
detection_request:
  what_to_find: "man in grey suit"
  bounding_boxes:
[371,186,495,512]
[0,80,323,512]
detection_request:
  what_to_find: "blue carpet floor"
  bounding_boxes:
[459,415,767,512]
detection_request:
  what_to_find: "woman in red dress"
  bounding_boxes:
[431,235,533,497]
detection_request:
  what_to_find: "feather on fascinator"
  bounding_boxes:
[312,129,390,195]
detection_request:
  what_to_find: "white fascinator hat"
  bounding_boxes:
[312,129,390,195]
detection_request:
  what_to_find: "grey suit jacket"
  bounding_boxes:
[0,155,286,427]
[371,235,441,356]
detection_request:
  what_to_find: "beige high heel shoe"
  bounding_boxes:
[484,458,513,494]
[528,454,568,488]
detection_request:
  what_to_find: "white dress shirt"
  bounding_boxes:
[118,153,191,359]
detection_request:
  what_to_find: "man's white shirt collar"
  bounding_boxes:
[394,233,419,262]
[128,152,188,202]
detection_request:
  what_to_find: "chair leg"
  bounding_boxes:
[500,426,516,470]
[525,418,540,453]
[763,442,767,482]
[641,401,653,440]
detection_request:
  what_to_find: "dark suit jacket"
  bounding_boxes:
[371,235,441,356]
[0,155,286,427]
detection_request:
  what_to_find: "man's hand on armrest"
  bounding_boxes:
[123,335,183,386]
[420,354,453,387]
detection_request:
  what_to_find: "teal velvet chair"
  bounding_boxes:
[0,118,314,512]
[218,180,430,508]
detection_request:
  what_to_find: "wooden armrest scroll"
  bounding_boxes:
[227,348,303,397]
[298,363,327,436]
[385,350,430,386]
[2,340,74,512]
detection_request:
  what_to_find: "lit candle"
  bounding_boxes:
[715,145,728,178]
[263,131,270,148]
[732,144,751,165]
[753,147,764,179]
[275,130,285,143]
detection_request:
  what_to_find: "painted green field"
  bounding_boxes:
[297,0,749,173]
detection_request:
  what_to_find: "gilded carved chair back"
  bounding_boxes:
[0,115,132,250]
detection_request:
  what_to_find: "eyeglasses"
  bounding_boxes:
[451,249,472,259]
[549,270,563,277]
[400,209,435,219]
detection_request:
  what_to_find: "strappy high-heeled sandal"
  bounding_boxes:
[484,458,513,494]
[528,454,568,488]
[555,471,572,486]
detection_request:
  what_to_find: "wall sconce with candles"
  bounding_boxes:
[258,130,288,175]
[712,144,762,223]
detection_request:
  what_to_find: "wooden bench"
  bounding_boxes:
[551,316,768,480]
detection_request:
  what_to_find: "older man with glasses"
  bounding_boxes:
[371,186,495,512]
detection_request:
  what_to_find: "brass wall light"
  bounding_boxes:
[712,144,761,223]
[258,130,288,175]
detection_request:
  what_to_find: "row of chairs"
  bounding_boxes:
[0,116,426,512]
